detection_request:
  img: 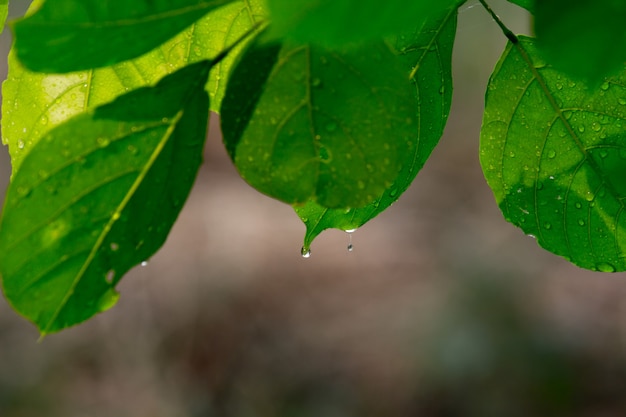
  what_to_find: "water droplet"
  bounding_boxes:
[575,202,582,209]
[97,137,110,147]
[105,270,115,283]
[312,78,322,87]
[110,242,119,251]
[601,81,610,91]
[592,123,601,132]
[140,260,149,267]
[97,289,120,312]
[596,262,616,273]
[547,150,556,159]
[585,193,594,201]
[578,219,585,226]
[619,98,626,105]
[345,228,357,233]
[301,247,311,258]
[527,234,536,239]
[578,126,585,133]
[16,186,30,196]
[544,223,552,230]
[599,149,608,158]
[41,115,49,125]
[112,212,120,220]
[17,140,25,149]
[347,243,354,252]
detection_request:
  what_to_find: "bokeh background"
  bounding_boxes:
[2,1,626,416]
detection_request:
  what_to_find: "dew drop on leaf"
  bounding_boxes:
[140,260,149,267]
[96,137,110,147]
[17,140,25,149]
[596,262,616,273]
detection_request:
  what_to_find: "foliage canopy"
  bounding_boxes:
[1,0,625,333]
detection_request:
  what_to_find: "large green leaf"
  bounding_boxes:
[266,0,459,46]
[295,6,458,252]
[480,36,626,272]
[535,0,626,83]
[2,0,267,172]
[221,38,423,209]
[0,61,211,334]
[13,0,235,72]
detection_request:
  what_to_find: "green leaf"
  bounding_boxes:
[507,0,534,14]
[12,0,235,72]
[0,0,8,32]
[221,37,426,209]
[266,0,459,46]
[295,6,458,251]
[535,0,626,83]
[480,36,626,272]
[0,60,211,334]
[2,0,267,172]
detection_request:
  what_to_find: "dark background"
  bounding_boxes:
[2,1,626,416]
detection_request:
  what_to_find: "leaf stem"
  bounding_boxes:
[478,0,518,44]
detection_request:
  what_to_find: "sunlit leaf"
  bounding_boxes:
[294,6,458,251]
[2,0,267,172]
[535,0,626,83]
[221,37,423,209]
[0,0,8,32]
[480,36,626,272]
[0,61,212,334]
[266,0,458,46]
[13,0,235,72]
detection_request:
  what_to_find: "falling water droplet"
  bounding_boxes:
[301,247,311,258]
[347,243,354,252]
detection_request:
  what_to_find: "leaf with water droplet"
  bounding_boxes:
[12,0,243,72]
[0,61,212,334]
[534,0,626,84]
[481,36,626,271]
[222,32,428,208]
[293,6,457,250]
[2,0,267,172]
[265,0,460,46]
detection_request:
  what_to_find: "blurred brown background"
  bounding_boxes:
[2,1,626,416]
